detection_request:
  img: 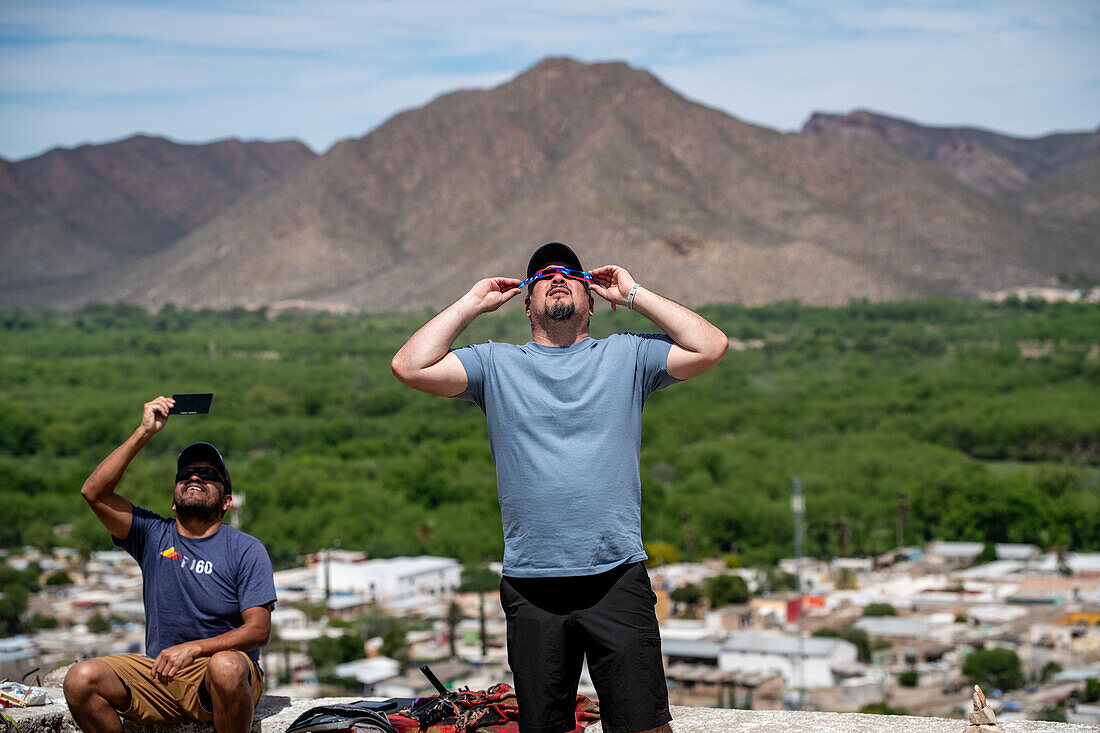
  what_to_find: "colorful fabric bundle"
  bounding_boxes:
[388,683,599,733]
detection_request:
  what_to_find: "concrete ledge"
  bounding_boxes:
[4,691,362,732]
[5,691,1095,732]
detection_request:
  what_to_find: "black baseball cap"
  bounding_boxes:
[527,242,583,278]
[177,442,232,493]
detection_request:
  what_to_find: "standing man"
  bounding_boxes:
[392,243,727,733]
[64,397,276,733]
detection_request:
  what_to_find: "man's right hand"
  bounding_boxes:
[81,398,174,541]
[468,277,522,314]
[140,396,175,437]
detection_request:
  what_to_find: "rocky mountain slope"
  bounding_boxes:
[4,59,1096,310]
[0,136,315,291]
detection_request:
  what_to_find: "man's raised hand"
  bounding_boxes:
[589,265,636,308]
[140,396,175,438]
[469,277,523,314]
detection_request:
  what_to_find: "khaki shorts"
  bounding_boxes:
[94,652,264,724]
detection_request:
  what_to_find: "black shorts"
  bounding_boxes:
[500,561,672,733]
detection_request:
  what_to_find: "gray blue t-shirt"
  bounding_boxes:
[453,332,680,578]
[116,506,277,662]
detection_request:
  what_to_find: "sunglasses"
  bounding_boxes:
[518,266,596,290]
[175,466,224,485]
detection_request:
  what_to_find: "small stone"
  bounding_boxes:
[969,707,997,725]
[973,684,986,710]
[977,726,1003,733]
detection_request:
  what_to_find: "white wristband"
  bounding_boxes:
[626,283,640,310]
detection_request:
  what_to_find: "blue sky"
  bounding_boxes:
[1,0,1097,160]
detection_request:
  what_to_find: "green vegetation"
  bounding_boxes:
[670,583,704,617]
[704,574,750,606]
[308,632,365,681]
[898,670,919,687]
[859,702,908,715]
[30,612,59,630]
[862,603,898,617]
[643,541,682,567]
[0,564,40,635]
[813,625,877,663]
[44,570,73,586]
[1040,660,1062,683]
[85,613,110,635]
[962,647,1025,692]
[1,300,1098,573]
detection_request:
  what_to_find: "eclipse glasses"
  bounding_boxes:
[518,266,597,290]
[518,266,620,310]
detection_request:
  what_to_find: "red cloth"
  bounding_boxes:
[388,683,599,733]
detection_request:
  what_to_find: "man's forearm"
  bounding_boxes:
[80,426,151,503]
[191,621,270,657]
[393,292,481,375]
[629,285,727,358]
[393,277,520,395]
[152,611,272,681]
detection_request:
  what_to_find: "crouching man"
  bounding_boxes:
[65,396,276,733]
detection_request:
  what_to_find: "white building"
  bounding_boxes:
[319,555,460,604]
[924,541,1040,565]
[660,618,716,642]
[271,606,308,631]
[855,614,962,644]
[719,633,858,688]
[1033,552,1100,576]
[333,656,401,694]
[663,633,858,689]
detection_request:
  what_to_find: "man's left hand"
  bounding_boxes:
[589,265,636,308]
[152,642,204,682]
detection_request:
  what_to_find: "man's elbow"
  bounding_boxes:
[247,623,271,650]
[700,330,729,370]
[257,626,271,647]
[391,359,430,393]
[391,354,415,386]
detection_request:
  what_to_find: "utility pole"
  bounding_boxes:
[791,475,806,711]
[896,495,910,550]
[324,538,341,603]
[230,491,245,529]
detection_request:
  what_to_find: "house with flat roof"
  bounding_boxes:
[720,633,858,688]
[663,633,858,689]
[318,555,460,604]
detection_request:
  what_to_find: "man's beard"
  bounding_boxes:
[174,488,223,523]
[544,302,575,321]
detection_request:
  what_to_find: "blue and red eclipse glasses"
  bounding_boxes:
[519,265,619,310]
[518,266,597,290]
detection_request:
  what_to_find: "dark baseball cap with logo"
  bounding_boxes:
[527,242,583,279]
[177,442,232,493]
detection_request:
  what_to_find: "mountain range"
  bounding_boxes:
[3,57,1097,311]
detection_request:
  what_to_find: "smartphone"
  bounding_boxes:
[168,393,213,415]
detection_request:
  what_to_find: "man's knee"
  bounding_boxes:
[64,660,122,703]
[204,652,251,694]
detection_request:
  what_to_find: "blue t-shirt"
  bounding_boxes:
[115,506,277,662]
[453,332,679,578]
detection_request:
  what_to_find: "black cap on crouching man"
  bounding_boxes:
[177,442,232,493]
[527,242,583,278]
